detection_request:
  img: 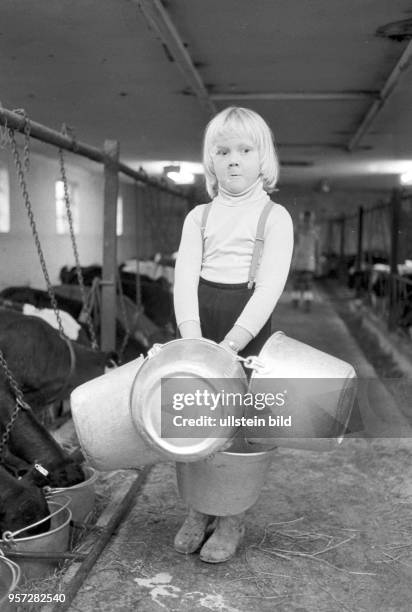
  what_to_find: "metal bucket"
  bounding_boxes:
[46,465,98,524]
[176,445,276,515]
[0,554,20,612]
[130,339,248,462]
[1,501,71,582]
[71,356,163,470]
[246,331,358,452]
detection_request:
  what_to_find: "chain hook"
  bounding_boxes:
[236,354,266,373]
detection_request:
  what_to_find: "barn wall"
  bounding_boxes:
[0,148,188,291]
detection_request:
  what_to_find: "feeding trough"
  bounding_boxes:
[45,465,98,524]
[1,500,71,582]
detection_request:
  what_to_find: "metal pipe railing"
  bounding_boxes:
[0,106,187,198]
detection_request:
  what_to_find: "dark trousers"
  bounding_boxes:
[198,277,271,359]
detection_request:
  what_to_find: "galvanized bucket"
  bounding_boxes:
[45,465,98,524]
[246,331,358,452]
[0,554,20,612]
[129,339,248,462]
[71,356,163,470]
[1,500,71,582]
[176,445,276,515]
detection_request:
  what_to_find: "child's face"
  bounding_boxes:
[211,134,260,194]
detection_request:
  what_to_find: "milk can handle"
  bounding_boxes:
[236,354,266,373]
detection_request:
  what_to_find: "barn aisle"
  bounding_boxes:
[68,286,412,612]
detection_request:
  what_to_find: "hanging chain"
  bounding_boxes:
[12,109,30,172]
[7,125,67,340]
[0,349,31,460]
[58,125,99,350]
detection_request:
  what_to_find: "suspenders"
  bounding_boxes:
[200,200,274,289]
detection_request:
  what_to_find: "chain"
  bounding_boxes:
[8,127,67,340]
[58,128,99,350]
[0,348,31,460]
[12,109,30,172]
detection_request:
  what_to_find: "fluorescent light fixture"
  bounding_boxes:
[130,160,203,177]
[167,169,195,184]
[163,162,196,184]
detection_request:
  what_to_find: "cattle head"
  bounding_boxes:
[21,457,85,489]
[0,465,50,537]
[2,406,86,489]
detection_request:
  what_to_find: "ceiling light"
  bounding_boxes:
[164,163,195,185]
[167,169,195,185]
[400,170,412,185]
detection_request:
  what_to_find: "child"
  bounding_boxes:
[291,210,319,311]
[173,106,294,563]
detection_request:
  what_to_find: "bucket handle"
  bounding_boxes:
[0,548,21,593]
[236,355,266,373]
[1,495,71,542]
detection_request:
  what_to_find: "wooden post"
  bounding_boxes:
[388,189,401,330]
[101,140,120,351]
[134,181,142,308]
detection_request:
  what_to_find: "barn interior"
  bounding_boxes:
[1,1,412,288]
[1,2,412,609]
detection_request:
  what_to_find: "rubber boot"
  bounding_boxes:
[199,513,245,563]
[174,508,213,554]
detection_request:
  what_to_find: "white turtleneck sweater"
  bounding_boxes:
[174,180,293,338]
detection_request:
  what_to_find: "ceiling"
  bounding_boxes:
[1,0,412,191]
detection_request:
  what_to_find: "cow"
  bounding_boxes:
[59,264,176,330]
[0,286,84,320]
[0,308,117,487]
[0,396,84,488]
[0,463,50,537]
[120,270,175,328]
[59,264,102,287]
[0,308,114,407]
[1,285,148,361]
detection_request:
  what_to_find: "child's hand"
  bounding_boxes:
[219,339,239,354]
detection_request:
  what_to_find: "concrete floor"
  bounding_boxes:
[68,286,412,612]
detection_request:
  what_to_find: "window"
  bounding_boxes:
[116,195,123,236]
[55,180,79,235]
[0,167,10,232]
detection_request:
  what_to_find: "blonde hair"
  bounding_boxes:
[202,107,279,198]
